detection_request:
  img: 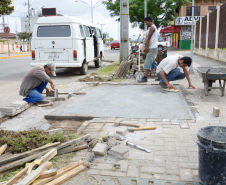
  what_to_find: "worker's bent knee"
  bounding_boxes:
[37,94,44,102]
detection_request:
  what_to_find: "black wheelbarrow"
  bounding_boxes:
[196,67,226,96]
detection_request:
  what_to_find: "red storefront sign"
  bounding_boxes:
[160,26,180,33]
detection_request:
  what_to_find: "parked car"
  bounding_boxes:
[111,40,120,50]
[157,38,169,50]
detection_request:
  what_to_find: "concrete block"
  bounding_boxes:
[213,107,220,117]
[44,128,63,135]
[108,146,129,159]
[92,143,108,156]
[36,122,51,131]
[116,127,127,136]
[46,90,56,97]
[179,122,189,129]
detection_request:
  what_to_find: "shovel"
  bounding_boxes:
[135,44,144,81]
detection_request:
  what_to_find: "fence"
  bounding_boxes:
[194,3,226,63]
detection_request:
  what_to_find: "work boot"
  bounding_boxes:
[159,82,167,89]
[155,76,161,81]
[137,77,148,83]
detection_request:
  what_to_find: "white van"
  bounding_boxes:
[31,16,104,75]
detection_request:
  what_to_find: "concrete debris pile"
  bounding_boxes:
[0,135,90,185]
[114,60,133,78]
[0,100,31,116]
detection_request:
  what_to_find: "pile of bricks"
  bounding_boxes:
[0,100,31,116]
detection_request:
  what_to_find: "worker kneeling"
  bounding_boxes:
[156,55,196,90]
[19,63,56,103]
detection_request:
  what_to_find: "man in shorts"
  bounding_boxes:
[138,16,158,83]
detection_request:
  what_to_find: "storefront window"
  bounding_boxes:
[187,7,200,16]
[208,6,216,12]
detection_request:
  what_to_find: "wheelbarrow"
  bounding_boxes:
[196,67,226,96]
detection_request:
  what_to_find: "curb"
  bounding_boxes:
[0,54,31,60]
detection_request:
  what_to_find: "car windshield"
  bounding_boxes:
[158,38,164,42]
[38,25,71,37]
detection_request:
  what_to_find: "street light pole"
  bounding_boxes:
[91,0,93,23]
[101,24,105,33]
[189,0,194,74]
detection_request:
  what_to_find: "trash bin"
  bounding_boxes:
[197,126,226,185]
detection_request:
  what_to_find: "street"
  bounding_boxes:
[0,48,120,111]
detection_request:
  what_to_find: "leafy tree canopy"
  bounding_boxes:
[0,0,14,15]
[17,32,30,41]
[102,0,191,29]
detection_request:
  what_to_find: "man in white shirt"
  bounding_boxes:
[156,55,196,89]
[137,16,158,83]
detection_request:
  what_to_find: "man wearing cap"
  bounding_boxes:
[19,63,56,103]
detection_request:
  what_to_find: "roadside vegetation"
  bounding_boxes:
[79,61,122,82]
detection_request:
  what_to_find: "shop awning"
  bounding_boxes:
[160,26,180,33]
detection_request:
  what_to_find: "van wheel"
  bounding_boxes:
[94,57,102,68]
[111,48,112,50]
[79,62,88,75]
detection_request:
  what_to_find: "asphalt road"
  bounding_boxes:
[0,47,120,109]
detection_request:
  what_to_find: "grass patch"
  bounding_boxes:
[0,166,24,182]
[68,132,78,140]
[0,130,65,154]
[50,152,75,169]
[78,61,122,82]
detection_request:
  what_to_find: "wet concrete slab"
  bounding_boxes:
[45,85,194,120]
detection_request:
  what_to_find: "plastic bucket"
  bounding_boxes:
[197,126,226,185]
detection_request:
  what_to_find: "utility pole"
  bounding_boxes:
[27,0,31,51]
[101,24,105,33]
[91,0,93,23]
[144,0,147,32]
[119,0,129,63]
[189,0,194,74]
[2,15,5,30]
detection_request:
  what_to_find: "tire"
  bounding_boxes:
[94,57,102,68]
[114,48,115,50]
[158,45,163,51]
[79,61,88,75]
[111,48,112,50]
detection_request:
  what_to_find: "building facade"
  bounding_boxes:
[160,0,226,50]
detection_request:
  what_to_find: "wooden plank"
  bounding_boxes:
[17,161,52,185]
[40,148,57,165]
[38,170,57,179]
[57,135,90,150]
[0,142,60,166]
[0,149,51,173]
[0,144,7,156]
[32,160,83,185]
[57,144,87,155]
[5,163,33,185]
[0,153,12,160]
[45,165,86,185]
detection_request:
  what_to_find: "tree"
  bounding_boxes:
[102,0,191,29]
[17,32,30,51]
[0,0,14,15]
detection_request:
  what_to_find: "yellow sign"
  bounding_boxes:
[110,38,114,41]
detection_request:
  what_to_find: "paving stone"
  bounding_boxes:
[163,119,171,122]
[180,169,193,181]
[108,146,129,159]
[192,170,198,176]
[87,169,99,175]
[46,89,56,97]
[166,167,179,175]
[146,122,155,126]
[106,117,115,122]
[155,122,171,125]
[126,166,139,177]
[165,162,178,168]
[139,118,147,125]
[165,156,188,162]
[179,162,198,169]
[91,118,106,123]
[116,127,127,136]
[99,170,125,177]
[213,107,220,117]
[180,122,189,129]
[141,167,164,174]
[171,119,180,125]
[154,174,180,181]
[92,143,108,156]
[120,120,139,124]
[176,147,187,157]
[140,173,154,179]
[147,119,162,122]
[44,128,63,135]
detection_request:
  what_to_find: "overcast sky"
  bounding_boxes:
[2,0,146,40]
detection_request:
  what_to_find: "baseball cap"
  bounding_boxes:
[46,63,56,76]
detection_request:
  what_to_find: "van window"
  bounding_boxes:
[83,26,91,37]
[97,29,102,38]
[79,25,85,37]
[37,25,71,37]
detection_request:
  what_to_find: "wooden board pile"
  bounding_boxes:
[0,100,31,116]
[0,134,90,185]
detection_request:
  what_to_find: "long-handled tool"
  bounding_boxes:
[135,44,144,81]
[128,126,157,132]
[38,102,54,107]
[126,141,151,153]
[114,121,140,128]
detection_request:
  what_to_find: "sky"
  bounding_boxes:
[2,0,146,40]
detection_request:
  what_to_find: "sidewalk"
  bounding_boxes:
[0,52,31,59]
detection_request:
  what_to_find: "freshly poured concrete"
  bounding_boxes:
[45,85,194,120]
